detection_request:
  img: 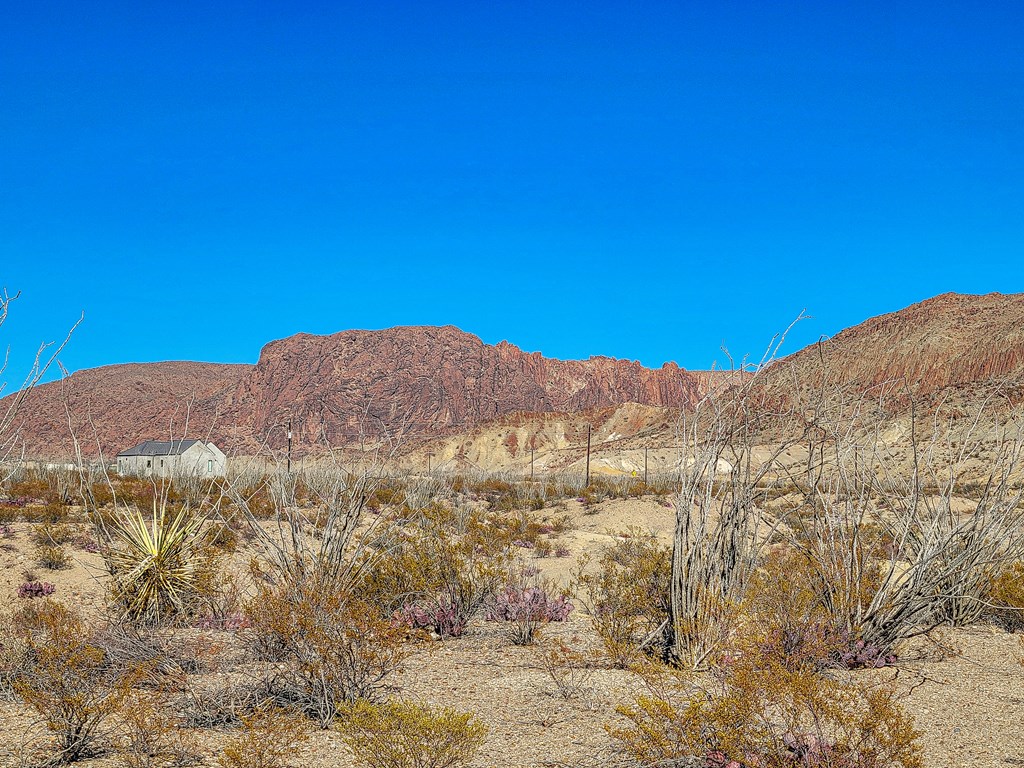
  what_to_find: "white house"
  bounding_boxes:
[116,440,227,478]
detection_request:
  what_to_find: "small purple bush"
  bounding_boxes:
[0,524,14,539]
[486,586,574,623]
[837,638,897,669]
[72,534,99,553]
[17,581,56,599]
[392,599,468,638]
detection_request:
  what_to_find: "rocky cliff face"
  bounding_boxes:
[9,326,712,458]
[221,325,713,452]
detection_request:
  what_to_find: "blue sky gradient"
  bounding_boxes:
[2,1,1022,380]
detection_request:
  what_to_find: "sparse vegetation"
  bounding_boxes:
[337,699,487,768]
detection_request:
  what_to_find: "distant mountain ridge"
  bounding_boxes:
[9,325,718,458]
[9,293,1024,460]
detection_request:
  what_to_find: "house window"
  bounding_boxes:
[208,460,213,472]
[147,460,151,468]
[160,460,164,468]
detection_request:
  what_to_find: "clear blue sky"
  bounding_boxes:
[2,1,1022,381]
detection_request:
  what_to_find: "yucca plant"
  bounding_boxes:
[103,499,208,625]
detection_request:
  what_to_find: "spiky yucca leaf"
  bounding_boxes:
[104,500,207,624]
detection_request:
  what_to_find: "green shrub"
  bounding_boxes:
[337,699,487,768]
[575,532,671,667]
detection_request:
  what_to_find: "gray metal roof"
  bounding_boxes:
[117,439,201,457]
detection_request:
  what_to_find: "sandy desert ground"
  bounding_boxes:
[2,495,1023,768]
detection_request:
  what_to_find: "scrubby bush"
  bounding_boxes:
[538,641,595,700]
[367,514,510,639]
[575,533,672,667]
[984,561,1024,631]
[217,705,309,768]
[337,699,487,768]
[117,691,197,768]
[243,577,408,726]
[37,543,72,569]
[32,522,77,546]
[609,644,921,768]
[12,601,141,763]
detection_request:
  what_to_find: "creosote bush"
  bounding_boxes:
[575,532,671,668]
[12,600,142,763]
[37,543,73,570]
[117,691,197,768]
[370,514,510,639]
[538,640,595,700]
[337,699,487,768]
[217,705,309,768]
[243,576,408,726]
[984,561,1024,632]
[609,639,922,768]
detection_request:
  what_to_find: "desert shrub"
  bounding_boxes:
[609,645,922,768]
[0,521,15,536]
[117,691,197,768]
[0,618,32,700]
[575,533,672,667]
[368,518,509,639]
[18,580,56,599]
[9,472,53,503]
[366,480,407,512]
[984,561,1024,631]
[243,577,408,726]
[38,501,71,524]
[102,501,213,625]
[744,548,896,670]
[538,641,595,700]
[337,699,487,768]
[12,601,141,763]
[485,579,573,645]
[217,705,309,768]
[205,521,240,553]
[192,567,251,632]
[31,522,77,546]
[37,543,73,569]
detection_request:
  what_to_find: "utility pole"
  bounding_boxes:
[585,424,591,487]
[644,446,649,485]
[287,419,293,473]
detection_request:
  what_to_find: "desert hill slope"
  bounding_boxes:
[10,362,251,460]
[9,293,1024,461]
[8,326,714,458]
[767,292,1024,400]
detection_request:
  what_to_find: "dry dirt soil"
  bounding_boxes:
[2,498,1023,768]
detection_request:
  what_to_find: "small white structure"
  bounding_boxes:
[116,440,227,478]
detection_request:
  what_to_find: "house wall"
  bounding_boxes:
[116,442,228,478]
[177,442,227,478]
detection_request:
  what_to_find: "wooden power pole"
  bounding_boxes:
[585,424,591,487]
